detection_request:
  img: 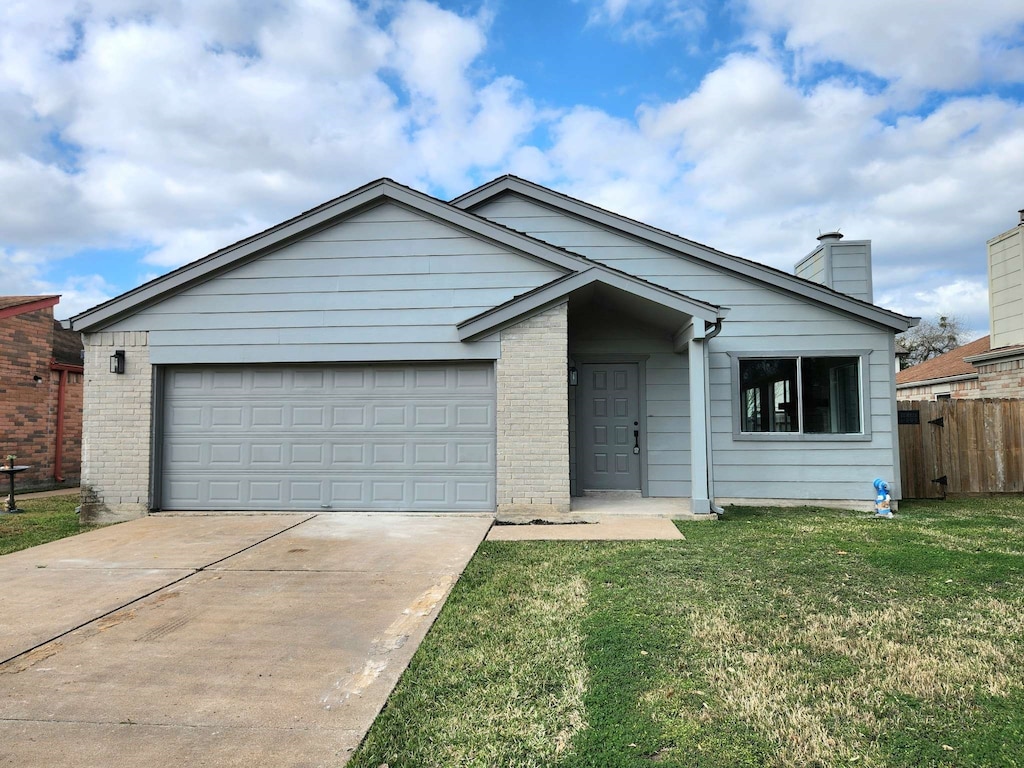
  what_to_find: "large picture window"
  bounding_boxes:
[739,356,862,435]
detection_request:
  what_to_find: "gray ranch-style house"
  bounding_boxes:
[67,176,916,523]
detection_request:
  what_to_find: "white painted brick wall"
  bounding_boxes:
[496,303,570,513]
[80,332,152,522]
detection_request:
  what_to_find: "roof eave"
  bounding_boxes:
[0,295,59,320]
[963,347,1024,364]
[896,372,979,388]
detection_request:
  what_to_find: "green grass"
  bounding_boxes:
[0,494,98,555]
[350,498,1024,768]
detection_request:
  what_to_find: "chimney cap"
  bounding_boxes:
[817,231,844,242]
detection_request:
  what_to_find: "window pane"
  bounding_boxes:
[801,357,861,433]
[739,359,798,432]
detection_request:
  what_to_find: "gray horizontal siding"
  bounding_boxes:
[125,307,478,332]
[129,286,549,314]
[795,249,826,285]
[717,481,884,501]
[830,242,872,301]
[477,191,900,501]
[989,231,1023,348]
[108,201,564,364]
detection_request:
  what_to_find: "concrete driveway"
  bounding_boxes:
[0,513,491,767]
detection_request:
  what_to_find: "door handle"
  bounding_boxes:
[633,423,640,455]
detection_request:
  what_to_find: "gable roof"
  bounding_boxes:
[452,175,915,332]
[68,175,916,335]
[0,295,59,319]
[896,335,991,387]
[458,266,724,341]
[67,179,604,332]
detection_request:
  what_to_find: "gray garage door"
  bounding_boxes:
[160,364,495,511]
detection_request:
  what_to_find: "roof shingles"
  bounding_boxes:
[896,336,991,385]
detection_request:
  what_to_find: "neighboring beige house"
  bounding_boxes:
[897,210,1024,400]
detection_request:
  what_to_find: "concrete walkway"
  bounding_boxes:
[0,513,491,767]
[487,515,685,541]
[13,485,80,500]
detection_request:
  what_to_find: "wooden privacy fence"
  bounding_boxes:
[897,399,1024,498]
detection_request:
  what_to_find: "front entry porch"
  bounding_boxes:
[570,491,699,518]
[458,265,727,517]
[565,278,722,514]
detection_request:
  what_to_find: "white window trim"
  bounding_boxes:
[728,350,873,442]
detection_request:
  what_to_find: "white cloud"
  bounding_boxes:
[745,0,1024,90]
[390,0,485,116]
[580,0,707,43]
[878,278,991,337]
[0,247,117,320]
[0,0,1021,342]
[142,222,268,269]
[526,51,1022,338]
[0,0,539,298]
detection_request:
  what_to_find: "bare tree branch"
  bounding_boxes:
[898,315,970,368]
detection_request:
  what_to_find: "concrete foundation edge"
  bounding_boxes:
[497,502,572,516]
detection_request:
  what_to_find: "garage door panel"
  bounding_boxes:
[167,480,200,502]
[161,473,493,511]
[164,436,492,473]
[162,364,495,511]
[209,443,244,466]
[455,481,491,504]
[169,365,492,397]
[167,401,494,434]
[167,405,203,428]
[249,481,284,503]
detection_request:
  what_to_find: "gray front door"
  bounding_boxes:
[577,362,641,491]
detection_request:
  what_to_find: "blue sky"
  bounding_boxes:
[2,0,1023,336]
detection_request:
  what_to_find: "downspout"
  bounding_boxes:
[703,319,725,515]
[50,360,83,484]
[55,369,67,482]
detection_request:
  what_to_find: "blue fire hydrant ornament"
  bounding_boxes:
[873,478,893,517]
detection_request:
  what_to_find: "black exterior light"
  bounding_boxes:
[568,366,578,386]
[110,349,126,374]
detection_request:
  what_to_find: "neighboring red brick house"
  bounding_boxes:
[0,296,84,489]
[896,335,990,399]
[897,333,1024,400]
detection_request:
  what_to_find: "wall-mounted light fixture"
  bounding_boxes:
[32,375,43,384]
[568,366,578,386]
[110,349,126,374]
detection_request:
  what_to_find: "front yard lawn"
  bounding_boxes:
[0,495,95,556]
[351,498,1024,768]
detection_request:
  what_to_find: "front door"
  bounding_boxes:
[577,362,641,491]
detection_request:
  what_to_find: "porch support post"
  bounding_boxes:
[687,329,712,515]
